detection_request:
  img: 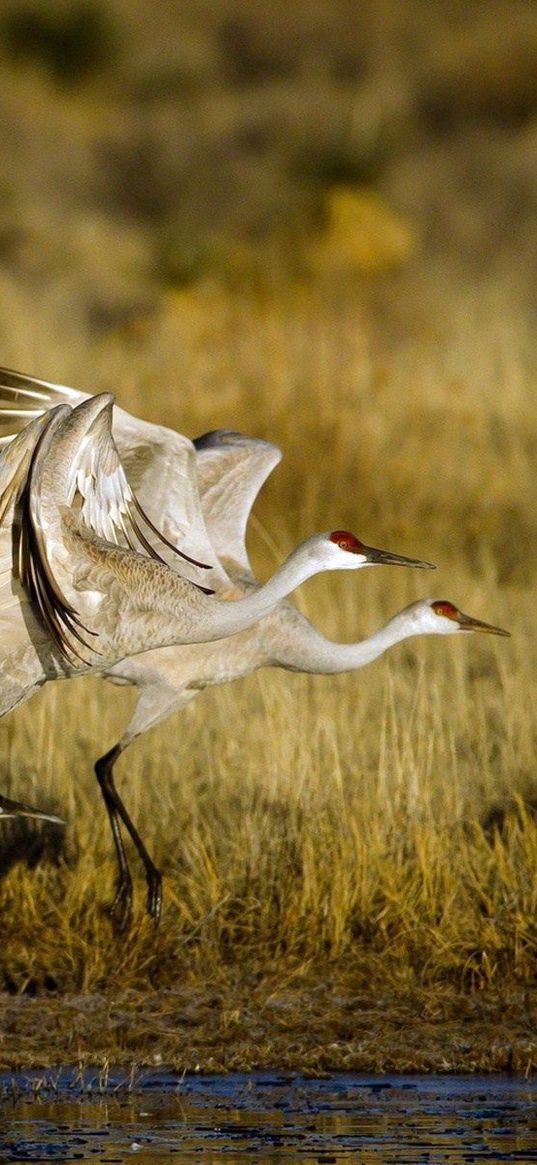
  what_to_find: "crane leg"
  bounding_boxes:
[94,744,162,930]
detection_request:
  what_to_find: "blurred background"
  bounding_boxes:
[0,0,536,332]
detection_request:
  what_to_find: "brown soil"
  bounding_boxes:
[1,973,535,1075]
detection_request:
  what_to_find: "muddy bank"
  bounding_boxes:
[0,976,536,1074]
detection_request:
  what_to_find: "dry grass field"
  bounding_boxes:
[0,0,535,1070]
[0,270,534,1071]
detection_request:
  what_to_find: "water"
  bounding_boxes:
[0,1070,536,1162]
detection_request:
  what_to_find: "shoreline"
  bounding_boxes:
[1,979,535,1075]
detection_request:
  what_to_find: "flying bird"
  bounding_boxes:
[0,370,509,933]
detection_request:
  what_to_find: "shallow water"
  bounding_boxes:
[0,1070,536,1162]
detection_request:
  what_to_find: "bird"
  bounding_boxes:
[0,369,509,934]
[0,375,436,925]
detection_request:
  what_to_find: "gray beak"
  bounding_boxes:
[360,544,436,570]
[457,611,510,637]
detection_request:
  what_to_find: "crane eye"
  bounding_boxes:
[329,530,364,553]
[431,600,458,619]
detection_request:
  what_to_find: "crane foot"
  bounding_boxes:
[146,866,163,924]
[104,876,133,934]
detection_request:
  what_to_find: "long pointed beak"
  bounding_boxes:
[0,795,65,825]
[457,611,510,637]
[362,544,436,570]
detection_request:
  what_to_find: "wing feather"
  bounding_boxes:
[0,365,226,588]
[111,411,227,586]
[194,430,282,574]
[15,407,96,664]
[22,395,218,664]
[65,398,210,570]
[0,365,85,441]
[0,411,54,526]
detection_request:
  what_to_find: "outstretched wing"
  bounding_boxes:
[110,409,228,588]
[22,396,215,664]
[68,397,212,573]
[194,430,282,574]
[0,365,227,589]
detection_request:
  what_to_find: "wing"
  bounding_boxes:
[16,406,92,663]
[69,398,213,572]
[0,365,85,442]
[193,430,282,574]
[0,365,227,589]
[21,396,216,664]
[110,408,228,588]
[0,410,67,645]
[0,410,55,526]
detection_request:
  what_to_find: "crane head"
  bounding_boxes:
[429,599,510,636]
[328,530,435,570]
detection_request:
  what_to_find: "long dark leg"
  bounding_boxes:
[0,793,64,825]
[94,746,133,931]
[95,745,162,930]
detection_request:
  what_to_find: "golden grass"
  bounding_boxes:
[0,264,533,1052]
[0,0,534,1071]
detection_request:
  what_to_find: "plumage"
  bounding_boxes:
[0,367,225,587]
[0,371,441,920]
[193,429,282,574]
[0,373,500,937]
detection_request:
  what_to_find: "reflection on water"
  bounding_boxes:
[0,1070,536,1162]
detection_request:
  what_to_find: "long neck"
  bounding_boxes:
[99,539,340,657]
[280,608,425,675]
[173,542,333,643]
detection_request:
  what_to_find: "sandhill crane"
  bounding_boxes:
[0,385,435,921]
[0,371,509,931]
